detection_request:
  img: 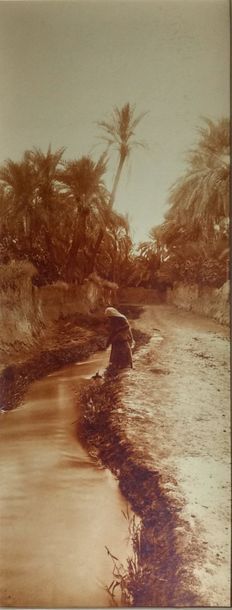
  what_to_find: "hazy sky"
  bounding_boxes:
[0,0,229,242]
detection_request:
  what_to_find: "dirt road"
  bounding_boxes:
[121,304,230,606]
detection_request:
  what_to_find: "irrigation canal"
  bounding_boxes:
[0,351,131,607]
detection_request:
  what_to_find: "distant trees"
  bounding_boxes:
[127,240,161,288]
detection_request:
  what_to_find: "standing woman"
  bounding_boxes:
[105,307,135,370]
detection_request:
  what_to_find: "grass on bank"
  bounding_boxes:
[105,511,143,607]
[78,364,204,608]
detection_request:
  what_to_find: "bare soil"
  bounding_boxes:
[79,304,230,607]
[122,304,230,606]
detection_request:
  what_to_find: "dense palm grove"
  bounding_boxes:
[0,106,229,289]
[147,118,230,288]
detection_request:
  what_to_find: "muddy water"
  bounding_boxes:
[0,351,131,608]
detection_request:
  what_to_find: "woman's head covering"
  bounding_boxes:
[105,307,126,319]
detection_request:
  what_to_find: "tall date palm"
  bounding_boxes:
[98,103,147,208]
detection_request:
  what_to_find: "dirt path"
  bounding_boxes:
[121,304,230,606]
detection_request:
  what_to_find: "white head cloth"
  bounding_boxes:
[105,307,126,319]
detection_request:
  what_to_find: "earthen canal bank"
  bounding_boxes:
[79,304,230,607]
[0,287,230,606]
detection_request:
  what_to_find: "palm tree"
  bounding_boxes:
[95,218,132,283]
[127,239,161,287]
[166,118,229,233]
[193,117,229,163]
[0,154,36,244]
[0,147,71,281]
[58,154,110,280]
[27,146,65,264]
[86,202,129,278]
[141,118,230,289]
[0,146,65,241]
[28,145,64,207]
[98,103,147,208]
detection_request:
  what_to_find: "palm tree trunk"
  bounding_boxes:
[65,211,88,281]
[110,153,126,208]
[86,228,104,275]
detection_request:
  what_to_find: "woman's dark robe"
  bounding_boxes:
[106,317,133,369]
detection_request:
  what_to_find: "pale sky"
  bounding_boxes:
[0,0,230,243]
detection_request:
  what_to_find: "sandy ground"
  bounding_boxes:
[121,304,230,607]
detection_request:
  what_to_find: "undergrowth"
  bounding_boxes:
[105,510,142,607]
[78,372,204,607]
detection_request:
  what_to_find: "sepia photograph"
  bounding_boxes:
[0,0,230,607]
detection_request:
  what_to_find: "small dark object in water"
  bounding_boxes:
[92,371,102,380]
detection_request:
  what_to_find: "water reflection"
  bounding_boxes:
[0,350,131,608]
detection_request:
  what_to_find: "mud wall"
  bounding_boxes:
[167,281,230,325]
[0,262,45,354]
[40,274,118,321]
[0,267,117,356]
[117,287,166,305]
